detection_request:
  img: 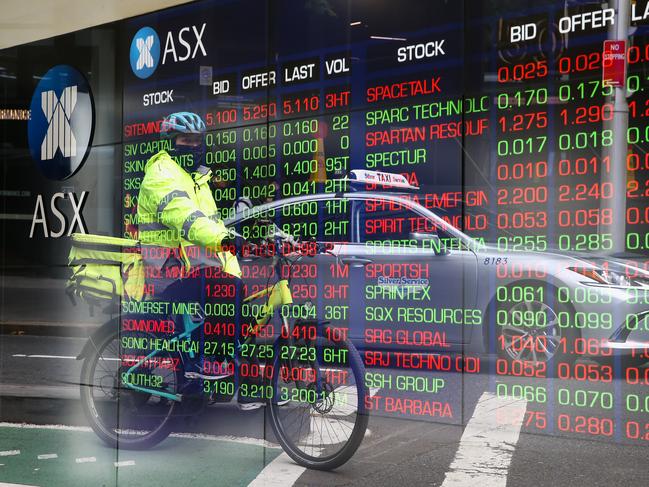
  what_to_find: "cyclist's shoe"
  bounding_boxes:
[184,359,233,381]
[238,401,265,411]
[238,400,290,410]
[235,390,264,411]
[236,393,289,411]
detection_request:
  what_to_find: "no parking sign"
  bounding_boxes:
[603,39,626,87]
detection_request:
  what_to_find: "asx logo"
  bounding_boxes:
[130,26,160,79]
[40,86,77,160]
[130,23,207,79]
[27,65,95,181]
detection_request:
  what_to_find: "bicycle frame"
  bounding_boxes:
[122,270,293,402]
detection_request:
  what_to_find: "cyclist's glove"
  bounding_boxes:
[220,235,245,256]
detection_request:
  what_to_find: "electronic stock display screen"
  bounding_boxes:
[120,0,649,443]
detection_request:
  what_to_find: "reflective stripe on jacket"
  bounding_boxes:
[137,150,240,277]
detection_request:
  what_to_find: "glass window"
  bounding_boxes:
[236,198,351,244]
[354,196,469,250]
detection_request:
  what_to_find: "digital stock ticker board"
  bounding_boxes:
[117,0,649,447]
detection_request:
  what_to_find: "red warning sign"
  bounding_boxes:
[603,40,626,87]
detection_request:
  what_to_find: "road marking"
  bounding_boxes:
[247,453,306,487]
[11,355,76,360]
[0,451,20,457]
[0,423,90,432]
[171,432,279,449]
[441,392,527,487]
[114,460,136,468]
[36,454,57,460]
[0,483,40,487]
[75,457,96,464]
[0,422,280,448]
[0,384,79,400]
[247,387,380,487]
[300,416,355,457]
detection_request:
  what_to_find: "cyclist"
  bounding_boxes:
[137,111,239,282]
[137,111,265,410]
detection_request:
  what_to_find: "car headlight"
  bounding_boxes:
[568,266,649,287]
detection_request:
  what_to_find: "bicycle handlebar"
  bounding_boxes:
[225,228,330,260]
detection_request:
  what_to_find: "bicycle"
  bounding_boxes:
[77,234,369,470]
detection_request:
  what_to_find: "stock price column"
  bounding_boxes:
[274,55,354,395]
[490,3,649,444]
[491,12,555,435]
[618,12,649,445]
[360,11,470,423]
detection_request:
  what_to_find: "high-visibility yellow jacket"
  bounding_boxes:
[137,150,241,277]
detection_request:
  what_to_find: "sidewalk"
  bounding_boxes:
[0,320,100,337]
[1,275,104,337]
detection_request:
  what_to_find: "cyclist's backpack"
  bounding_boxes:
[67,233,144,311]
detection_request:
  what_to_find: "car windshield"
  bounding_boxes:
[225,192,476,252]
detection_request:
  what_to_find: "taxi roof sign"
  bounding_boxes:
[345,169,419,190]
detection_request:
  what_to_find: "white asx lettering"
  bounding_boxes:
[162,23,207,64]
[29,192,88,238]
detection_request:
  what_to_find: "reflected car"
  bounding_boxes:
[224,176,649,369]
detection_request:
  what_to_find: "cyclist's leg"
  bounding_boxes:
[121,249,189,396]
[148,255,205,396]
[200,266,238,402]
[228,276,267,409]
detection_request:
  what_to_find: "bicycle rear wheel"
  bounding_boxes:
[268,332,368,470]
[80,327,181,449]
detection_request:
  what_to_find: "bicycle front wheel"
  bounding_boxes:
[80,327,180,449]
[268,332,369,470]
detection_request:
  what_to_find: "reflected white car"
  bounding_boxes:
[225,189,649,367]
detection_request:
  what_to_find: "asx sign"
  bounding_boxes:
[29,192,88,239]
[130,23,207,79]
[27,65,95,181]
